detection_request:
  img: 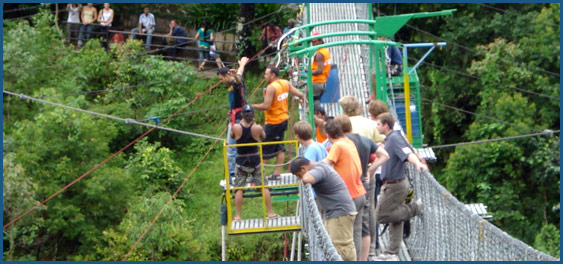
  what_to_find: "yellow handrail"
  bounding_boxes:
[223,139,300,233]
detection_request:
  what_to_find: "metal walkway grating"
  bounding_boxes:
[230,216,301,235]
[308,3,372,119]
[220,173,298,190]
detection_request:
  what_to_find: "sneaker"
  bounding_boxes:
[415,198,424,219]
[373,253,399,261]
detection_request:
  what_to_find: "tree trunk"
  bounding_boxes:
[54,3,65,49]
[236,3,258,71]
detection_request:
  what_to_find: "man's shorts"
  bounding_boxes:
[362,195,370,237]
[263,120,288,160]
[312,82,326,101]
[234,163,264,188]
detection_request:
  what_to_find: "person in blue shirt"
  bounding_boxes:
[378,36,403,76]
[161,19,187,60]
[293,120,328,162]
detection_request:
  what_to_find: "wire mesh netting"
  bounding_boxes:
[299,163,558,261]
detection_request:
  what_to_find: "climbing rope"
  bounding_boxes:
[124,73,271,259]
[123,125,228,260]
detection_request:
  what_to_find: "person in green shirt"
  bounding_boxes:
[194,20,214,71]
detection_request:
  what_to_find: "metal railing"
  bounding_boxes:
[298,182,342,261]
[62,22,238,66]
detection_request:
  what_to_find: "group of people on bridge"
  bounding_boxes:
[218,30,427,260]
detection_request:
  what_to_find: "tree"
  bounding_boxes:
[95,192,206,261]
[236,3,258,69]
[3,152,44,261]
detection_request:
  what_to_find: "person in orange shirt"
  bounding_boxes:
[323,119,366,260]
[310,32,331,104]
[314,104,328,143]
[252,66,307,180]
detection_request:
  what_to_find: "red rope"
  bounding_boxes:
[3,81,221,230]
[122,78,268,260]
[122,125,228,261]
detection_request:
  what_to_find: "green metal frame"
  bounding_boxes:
[286,7,455,146]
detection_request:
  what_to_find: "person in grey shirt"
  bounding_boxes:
[373,112,426,261]
[290,157,357,261]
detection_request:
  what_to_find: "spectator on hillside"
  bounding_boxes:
[290,157,357,261]
[259,22,282,60]
[66,3,82,44]
[209,43,224,68]
[161,19,188,60]
[131,6,156,50]
[194,20,214,71]
[77,3,97,49]
[97,3,114,52]
[282,18,297,39]
[110,28,125,45]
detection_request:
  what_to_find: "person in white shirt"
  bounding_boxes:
[97,3,114,51]
[66,3,81,44]
[131,6,156,50]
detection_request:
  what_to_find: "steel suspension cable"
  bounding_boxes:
[123,77,267,259]
[374,7,560,78]
[3,90,224,141]
[412,59,559,100]
[477,3,560,28]
[403,22,560,78]
[429,130,559,150]
[419,97,545,134]
[2,82,220,230]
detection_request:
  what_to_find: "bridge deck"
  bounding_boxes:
[220,173,298,191]
[376,225,413,261]
[229,216,301,235]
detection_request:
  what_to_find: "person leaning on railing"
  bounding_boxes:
[161,19,188,61]
[130,6,156,50]
[66,3,82,44]
[77,3,97,49]
[290,157,357,261]
[97,3,114,52]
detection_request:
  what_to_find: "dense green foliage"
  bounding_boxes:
[3,7,289,261]
[377,3,559,254]
[3,3,559,260]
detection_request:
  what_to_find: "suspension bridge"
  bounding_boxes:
[3,3,558,261]
[220,3,558,261]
